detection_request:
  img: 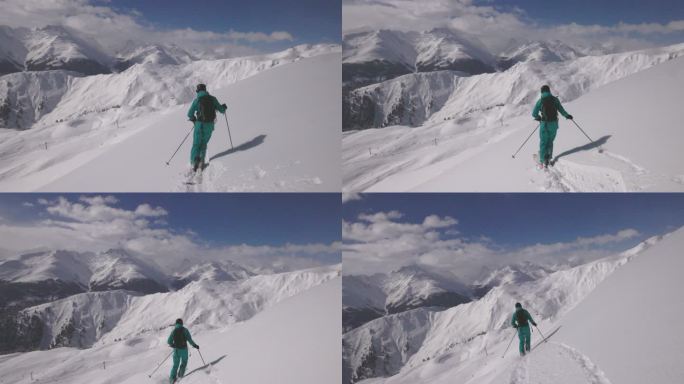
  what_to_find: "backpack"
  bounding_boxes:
[540,96,558,121]
[172,327,187,349]
[197,95,216,122]
[515,309,529,327]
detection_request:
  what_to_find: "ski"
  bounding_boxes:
[530,325,562,351]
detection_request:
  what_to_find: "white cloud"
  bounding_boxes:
[0,196,338,273]
[343,0,684,53]
[0,0,296,56]
[342,210,642,282]
[342,192,363,203]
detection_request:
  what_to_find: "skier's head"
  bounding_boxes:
[176,318,183,325]
[515,302,522,309]
[540,85,550,94]
[196,83,207,93]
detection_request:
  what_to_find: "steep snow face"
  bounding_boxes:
[348,230,680,384]
[3,265,339,354]
[0,26,28,75]
[343,265,470,331]
[23,25,111,75]
[0,277,341,384]
[343,43,684,192]
[0,70,71,129]
[343,42,684,132]
[342,235,663,383]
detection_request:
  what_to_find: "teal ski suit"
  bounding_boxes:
[532,91,571,163]
[186,90,227,165]
[511,308,537,355]
[167,324,199,382]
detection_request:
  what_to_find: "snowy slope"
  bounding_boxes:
[10,265,338,352]
[342,234,665,383]
[0,51,341,192]
[497,40,585,69]
[351,228,683,384]
[343,45,684,192]
[0,277,341,384]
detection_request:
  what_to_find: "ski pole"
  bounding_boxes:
[511,123,540,158]
[198,349,207,366]
[570,119,603,152]
[534,324,548,342]
[502,329,517,358]
[223,113,234,149]
[148,350,173,377]
[166,125,194,165]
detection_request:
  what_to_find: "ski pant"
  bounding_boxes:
[518,325,531,355]
[539,121,558,163]
[170,348,189,381]
[190,121,215,164]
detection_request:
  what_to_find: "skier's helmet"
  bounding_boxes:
[515,302,522,309]
[196,83,207,93]
[176,318,183,325]
[540,85,550,93]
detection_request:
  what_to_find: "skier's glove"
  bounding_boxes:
[221,103,227,109]
[534,116,541,121]
[567,115,573,120]
[195,345,200,349]
[190,116,197,122]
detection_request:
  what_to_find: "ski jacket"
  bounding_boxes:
[532,91,571,122]
[187,90,227,121]
[511,308,536,328]
[167,324,198,350]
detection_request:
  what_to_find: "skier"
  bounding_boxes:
[511,302,537,356]
[168,318,200,383]
[531,85,573,168]
[187,83,227,171]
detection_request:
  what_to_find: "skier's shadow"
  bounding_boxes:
[552,135,611,164]
[210,134,266,161]
[183,354,227,377]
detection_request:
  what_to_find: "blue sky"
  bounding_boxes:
[343,193,684,277]
[343,193,684,248]
[0,193,340,247]
[490,0,684,25]
[110,0,341,50]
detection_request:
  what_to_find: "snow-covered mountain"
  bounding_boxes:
[0,249,169,310]
[171,260,254,289]
[0,26,27,75]
[0,275,341,384]
[343,43,684,192]
[472,262,554,298]
[0,47,341,192]
[342,232,667,383]
[343,265,471,332]
[113,44,197,71]
[343,42,684,131]
[0,263,339,354]
[22,25,111,75]
[343,29,495,87]
[497,40,586,70]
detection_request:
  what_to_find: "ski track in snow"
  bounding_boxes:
[506,342,612,384]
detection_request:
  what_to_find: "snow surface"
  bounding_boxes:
[0,270,341,384]
[343,44,684,192]
[0,50,341,192]
[343,228,684,384]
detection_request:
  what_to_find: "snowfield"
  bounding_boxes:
[343,44,684,192]
[0,269,341,384]
[0,47,341,192]
[343,227,684,384]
